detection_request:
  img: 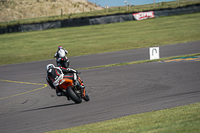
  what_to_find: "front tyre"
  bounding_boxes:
[66,86,82,104]
[83,92,90,102]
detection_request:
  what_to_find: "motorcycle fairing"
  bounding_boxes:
[59,78,73,90]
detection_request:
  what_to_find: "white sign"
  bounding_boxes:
[149,47,160,60]
[133,11,154,20]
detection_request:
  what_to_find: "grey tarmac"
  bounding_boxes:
[0,41,199,133]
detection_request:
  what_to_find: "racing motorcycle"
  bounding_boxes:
[57,57,70,68]
[58,73,89,104]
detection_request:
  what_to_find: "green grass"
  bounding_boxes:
[0,12,200,66]
[48,102,200,133]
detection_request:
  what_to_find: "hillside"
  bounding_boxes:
[0,0,103,22]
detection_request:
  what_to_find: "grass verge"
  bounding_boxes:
[76,53,200,70]
[48,102,200,133]
[0,13,200,66]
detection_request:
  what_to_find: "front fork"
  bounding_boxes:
[78,76,86,97]
[74,74,86,98]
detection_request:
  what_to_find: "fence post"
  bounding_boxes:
[154,0,155,8]
[28,12,30,21]
[178,0,179,6]
[61,9,63,17]
[83,3,85,12]
[7,13,9,23]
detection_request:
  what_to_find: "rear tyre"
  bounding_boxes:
[66,86,82,104]
[62,61,69,68]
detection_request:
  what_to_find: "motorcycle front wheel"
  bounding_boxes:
[66,86,82,104]
[83,92,90,102]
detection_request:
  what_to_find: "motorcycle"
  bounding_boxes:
[58,73,90,104]
[57,57,70,68]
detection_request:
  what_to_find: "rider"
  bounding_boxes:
[46,64,85,97]
[54,46,68,66]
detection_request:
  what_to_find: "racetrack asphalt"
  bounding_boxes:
[0,41,200,133]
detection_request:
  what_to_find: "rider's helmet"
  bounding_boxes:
[46,64,55,71]
[58,46,63,50]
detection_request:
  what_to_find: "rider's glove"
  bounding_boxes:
[70,69,76,73]
[67,68,76,73]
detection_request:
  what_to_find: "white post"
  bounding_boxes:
[149,47,160,60]
[124,1,128,11]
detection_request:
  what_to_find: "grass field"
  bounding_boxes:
[48,103,200,133]
[0,12,200,66]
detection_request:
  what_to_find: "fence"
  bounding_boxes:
[0,3,200,34]
[1,0,200,24]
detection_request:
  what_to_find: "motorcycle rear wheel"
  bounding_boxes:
[63,61,69,68]
[66,86,82,104]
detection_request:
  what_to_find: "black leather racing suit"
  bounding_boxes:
[46,67,76,93]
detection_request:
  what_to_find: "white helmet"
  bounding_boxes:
[58,49,65,58]
[46,64,55,71]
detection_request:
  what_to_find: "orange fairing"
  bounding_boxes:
[59,79,73,90]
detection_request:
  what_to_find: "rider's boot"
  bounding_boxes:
[67,96,71,101]
[56,86,62,96]
[56,92,62,96]
[65,93,71,100]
